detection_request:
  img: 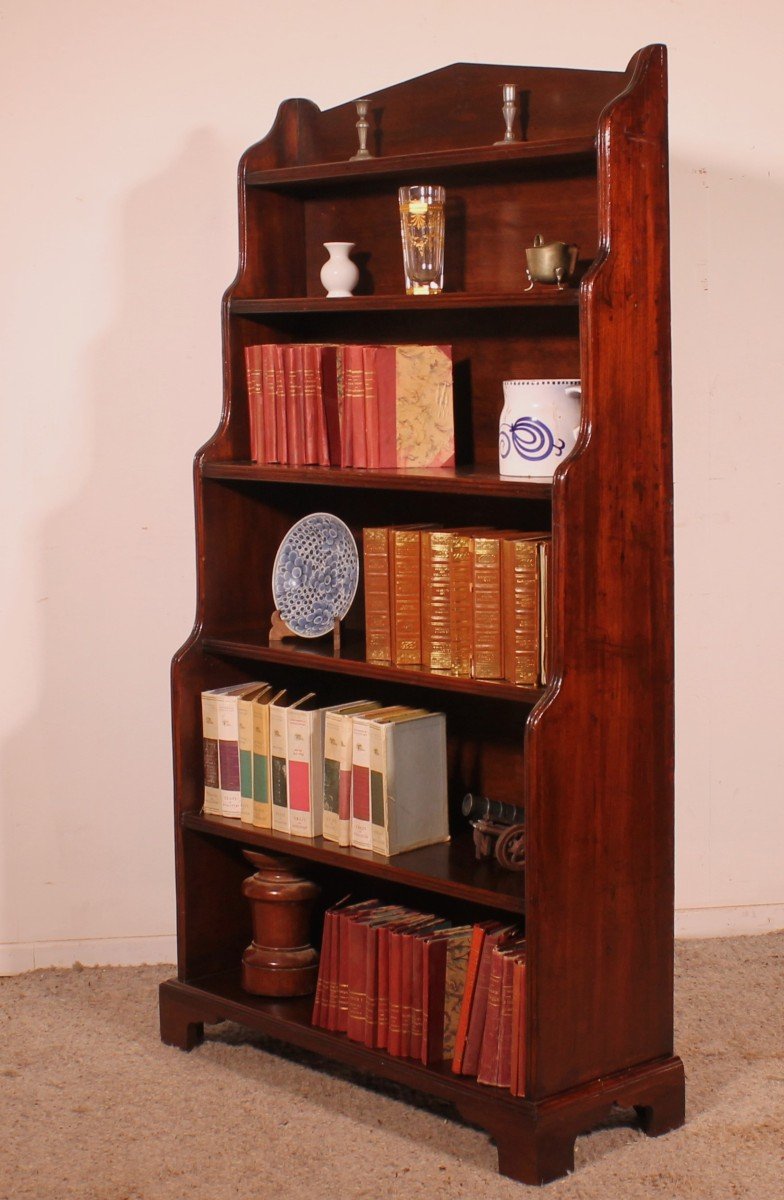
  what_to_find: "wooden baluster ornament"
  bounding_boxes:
[241,850,321,996]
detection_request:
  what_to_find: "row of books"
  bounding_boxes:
[201,683,449,855]
[311,900,526,1093]
[363,525,550,686]
[244,342,455,470]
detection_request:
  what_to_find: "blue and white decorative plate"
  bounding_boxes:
[272,513,359,638]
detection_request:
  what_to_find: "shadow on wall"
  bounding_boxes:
[0,129,234,969]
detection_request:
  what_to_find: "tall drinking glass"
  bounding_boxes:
[398,185,445,295]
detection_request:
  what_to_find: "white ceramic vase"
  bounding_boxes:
[319,241,359,298]
[499,379,581,479]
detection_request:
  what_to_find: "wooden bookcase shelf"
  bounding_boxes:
[183,812,525,914]
[245,134,596,189]
[201,630,543,703]
[161,48,684,1186]
[201,460,553,498]
[230,291,579,313]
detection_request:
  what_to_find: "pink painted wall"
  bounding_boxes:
[2,0,782,970]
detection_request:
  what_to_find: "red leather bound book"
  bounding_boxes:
[375,921,392,1048]
[375,343,397,469]
[311,909,329,1028]
[375,915,404,1049]
[386,914,430,1056]
[302,343,321,464]
[495,950,518,1089]
[399,924,416,1057]
[315,897,347,1030]
[326,904,343,1031]
[476,945,506,1085]
[363,907,406,1047]
[346,914,373,1042]
[363,918,383,1048]
[510,954,527,1096]
[336,900,378,1033]
[386,922,406,1056]
[283,344,306,466]
[409,933,425,1055]
[344,344,365,468]
[306,344,330,466]
[319,345,344,466]
[404,921,442,1057]
[244,344,264,463]
[273,344,288,464]
[261,342,279,463]
[362,345,380,469]
[459,924,517,1076]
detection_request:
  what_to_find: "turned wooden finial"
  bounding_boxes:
[240,850,321,996]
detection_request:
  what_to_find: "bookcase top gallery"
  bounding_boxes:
[160,45,684,1187]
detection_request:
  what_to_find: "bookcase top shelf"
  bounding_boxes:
[201,631,543,703]
[245,135,596,189]
[201,461,553,500]
[230,292,580,314]
[183,812,525,914]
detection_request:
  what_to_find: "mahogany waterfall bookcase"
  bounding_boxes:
[159,45,685,1185]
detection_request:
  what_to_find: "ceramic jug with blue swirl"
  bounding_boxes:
[498,379,581,479]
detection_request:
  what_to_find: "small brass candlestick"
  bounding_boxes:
[494,83,520,145]
[350,97,373,160]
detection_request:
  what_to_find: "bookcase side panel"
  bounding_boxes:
[524,46,675,1099]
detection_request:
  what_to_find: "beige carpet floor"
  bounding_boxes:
[1,933,782,1199]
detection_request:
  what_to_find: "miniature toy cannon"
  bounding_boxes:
[462,793,526,872]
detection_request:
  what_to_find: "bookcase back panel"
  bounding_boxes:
[239,191,307,299]
[199,477,551,636]
[245,63,627,167]
[227,310,580,466]
[178,831,253,978]
[285,172,597,299]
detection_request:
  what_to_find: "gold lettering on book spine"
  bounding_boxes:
[450,535,473,676]
[473,536,503,679]
[422,531,452,671]
[348,989,365,1020]
[503,539,539,687]
[363,528,392,661]
[391,530,422,665]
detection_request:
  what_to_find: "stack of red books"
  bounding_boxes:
[311,902,526,1091]
[244,342,455,469]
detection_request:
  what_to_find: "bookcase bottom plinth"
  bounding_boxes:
[158,976,684,1186]
[458,1055,685,1185]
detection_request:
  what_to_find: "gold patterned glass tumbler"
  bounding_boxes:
[398,185,445,295]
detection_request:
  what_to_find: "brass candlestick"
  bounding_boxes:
[350,97,372,160]
[494,83,520,144]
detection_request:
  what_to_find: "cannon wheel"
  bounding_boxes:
[495,823,526,871]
